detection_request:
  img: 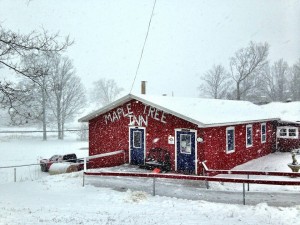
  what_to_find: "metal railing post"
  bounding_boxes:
[243,182,246,205]
[247,174,250,191]
[205,179,209,189]
[14,168,16,182]
[152,177,156,196]
[82,173,85,187]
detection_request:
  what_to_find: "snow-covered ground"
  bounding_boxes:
[1,133,300,224]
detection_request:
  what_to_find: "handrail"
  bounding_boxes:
[83,150,125,171]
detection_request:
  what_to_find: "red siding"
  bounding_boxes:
[89,99,202,171]
[88,98,276,174]
[203,121,276,170]
[278,139,300,151]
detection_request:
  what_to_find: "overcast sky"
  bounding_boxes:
[0,0,299,98]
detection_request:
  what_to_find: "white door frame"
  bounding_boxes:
[175,128,197,174]
[128,126,146,164]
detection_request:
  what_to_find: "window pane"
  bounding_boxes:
[180,134,191,154]
[227,129,234,151]
[247,127,252,146]
[279,129,287,136]
[289,129,297,136]
[262,125,266,134]
[261,124,266,142]
[133,131,142,148]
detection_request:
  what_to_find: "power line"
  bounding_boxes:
[130,0,157,93]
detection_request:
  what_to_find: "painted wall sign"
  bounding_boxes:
[128,115,148,127]
[128,104,168,127]
[104,103,133,124]
[103,102,168,127]
[143,105,167,124]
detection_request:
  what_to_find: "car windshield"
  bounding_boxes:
[50,155,62,161]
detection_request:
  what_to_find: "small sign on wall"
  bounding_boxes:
[168,135,175,144]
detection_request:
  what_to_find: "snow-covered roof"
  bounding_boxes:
[260,101,300,124]
[79,94,279,127]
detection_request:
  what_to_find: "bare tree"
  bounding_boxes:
[90,78,123,106]
[260,59,290,101]
[47,55,86,139]
[198,64,230,99]
[229,42,269,100]
[290,59,300,101]
[0,26,72,122]
[19,52,54,140]
[0,81,36,125]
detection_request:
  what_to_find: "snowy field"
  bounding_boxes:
[0,133,300,224]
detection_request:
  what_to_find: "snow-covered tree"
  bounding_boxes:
[0,26,72,123]
[259,59,290,102]
[47,55,86,139]
[19,52,55,140]
[290,59,300,101]
[229,42,269,100]
[90,78,123,106]
[198,64,230,99]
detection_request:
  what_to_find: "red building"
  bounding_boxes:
[79,94,279,174]
[261,101,300,152]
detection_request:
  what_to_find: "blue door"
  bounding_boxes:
[176,130,196,174]
[130,127,145,165]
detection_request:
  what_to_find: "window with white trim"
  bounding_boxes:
[246,124,253,147]
[226,127,235,153]
[277,127,299,139]
[261,123,266,143]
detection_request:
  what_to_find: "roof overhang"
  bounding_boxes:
[78,93,280,127]
[79,93,206,126]
[277,120,300,125]
[200,118,280,128]
[78,94,134,122]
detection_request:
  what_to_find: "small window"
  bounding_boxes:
[180,134,191,154]
[261,123,266,143]
[246,125,253,147]
[226,127,235,153]
[133,131,142,148]
[279,128,287,136]
[289,128,297,137]
[277,127,299,139]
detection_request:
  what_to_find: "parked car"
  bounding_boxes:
[140,148,171,172]
[40,153,84,172]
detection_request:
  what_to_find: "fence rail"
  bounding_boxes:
[0,129,87,134]
[83,163,300,205]
[83,171,300,186]
[0,164,42,184]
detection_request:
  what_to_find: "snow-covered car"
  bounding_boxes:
[40,153,84,172]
